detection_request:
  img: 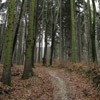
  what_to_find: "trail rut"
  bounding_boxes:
[49,71,68,100]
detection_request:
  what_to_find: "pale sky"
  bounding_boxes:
[1,0,6,3]
[85,0,99,12]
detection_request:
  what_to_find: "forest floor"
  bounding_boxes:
[0,63,100,100]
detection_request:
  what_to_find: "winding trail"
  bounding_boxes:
[49,71,68,100]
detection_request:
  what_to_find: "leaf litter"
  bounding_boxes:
[0,63,100,100]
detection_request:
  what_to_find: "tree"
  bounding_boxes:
[2,0,16,85]
[91,0,97,62]
[43,0,49,65]
[50,5,56,66]
[70,0,77,62]
[22,0,35,79]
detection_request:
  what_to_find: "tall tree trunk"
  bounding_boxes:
[32,0,39,67]
[22,0,35,79]
[59,0,64,62]
[43,1,49,66]
[70,0,77,62]
[82,0,89,62]
[91,0,97,62]
[2,0,16,85]
[50,12,55,65]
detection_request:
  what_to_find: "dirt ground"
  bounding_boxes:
[0,64,100,100]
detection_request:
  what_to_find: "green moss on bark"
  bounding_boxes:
[70,0,77,62]
[2,0,16,85]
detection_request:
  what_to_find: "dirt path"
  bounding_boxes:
[49,71,68,100]
[40,67,100,100]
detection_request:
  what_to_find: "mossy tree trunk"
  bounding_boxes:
[70,0,77,62]
[2,0,16,85]
[22,0,35,79]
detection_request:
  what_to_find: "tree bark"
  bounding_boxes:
[70,0,77,62]
[2,0,16,85]
[22,0,35,79]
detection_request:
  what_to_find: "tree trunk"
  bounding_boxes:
[91,0,97,62]
[70,0,77,62]
[2,0,16,85]
[50,18,55,65]
[22,0,35,79]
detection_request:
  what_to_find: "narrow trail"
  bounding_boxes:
[49,71,68,100]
